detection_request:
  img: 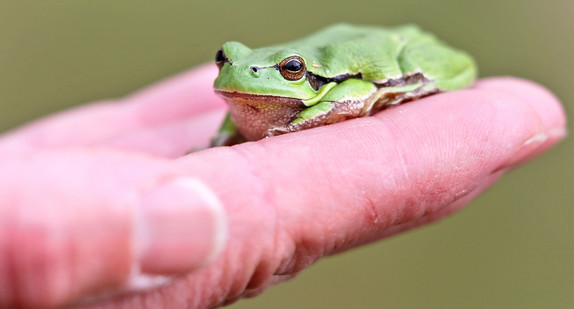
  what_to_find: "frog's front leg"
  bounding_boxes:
[265,79,377,137]
[210,112,246,147]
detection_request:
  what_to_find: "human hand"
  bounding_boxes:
[0,65,566,308]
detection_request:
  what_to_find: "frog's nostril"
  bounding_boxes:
[249,66,261,77]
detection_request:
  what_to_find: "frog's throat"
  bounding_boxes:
[214,90,307,141]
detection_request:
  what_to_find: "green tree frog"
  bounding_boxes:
[212,24,476,146]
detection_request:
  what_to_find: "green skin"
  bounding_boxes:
[212,24,477,146]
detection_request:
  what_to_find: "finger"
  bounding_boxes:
[179,78,564,274]
[0,65,222,153]
[100,109,226,158]
[0,149,226,308]
[75,78,566,308]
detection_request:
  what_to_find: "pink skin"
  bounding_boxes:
[0,65,567,308]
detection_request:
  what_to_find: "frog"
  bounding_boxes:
[211,24,476,147]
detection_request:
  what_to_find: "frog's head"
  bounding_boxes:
[213,41,329,140]
[213,41,321,100]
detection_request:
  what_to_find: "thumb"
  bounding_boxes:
[0,148,226,308]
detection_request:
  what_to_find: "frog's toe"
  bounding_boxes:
[209,133,245,147]
[264,126,291,137]
[263,128,281,138]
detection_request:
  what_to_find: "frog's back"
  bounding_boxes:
[281,24,476,90]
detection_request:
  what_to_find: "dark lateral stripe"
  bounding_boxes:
[306,70,430,91]
[375,72,431,88]
[306,71,363,91]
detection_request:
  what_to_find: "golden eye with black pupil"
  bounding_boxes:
[215,49,225,70]
[279,56,306,81]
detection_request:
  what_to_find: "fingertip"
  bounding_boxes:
[119,64,225,132]
[473,77,568,166]
[126,64,222,108]
[474,77,567,134]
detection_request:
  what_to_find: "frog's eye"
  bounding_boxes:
[215,49,226,70]
[279,56,306,81]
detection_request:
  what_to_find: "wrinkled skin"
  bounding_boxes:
[0,65,566,308]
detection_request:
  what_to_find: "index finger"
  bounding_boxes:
[72,78,566,308]
[182,77,566,264]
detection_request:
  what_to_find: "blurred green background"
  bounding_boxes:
[1,1,572,308]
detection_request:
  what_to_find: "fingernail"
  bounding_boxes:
[136,177,226,275]
[496,133,547,172]
[496,127,567,172]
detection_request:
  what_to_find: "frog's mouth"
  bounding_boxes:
[214,90,306,141]
[215,90,305,107]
